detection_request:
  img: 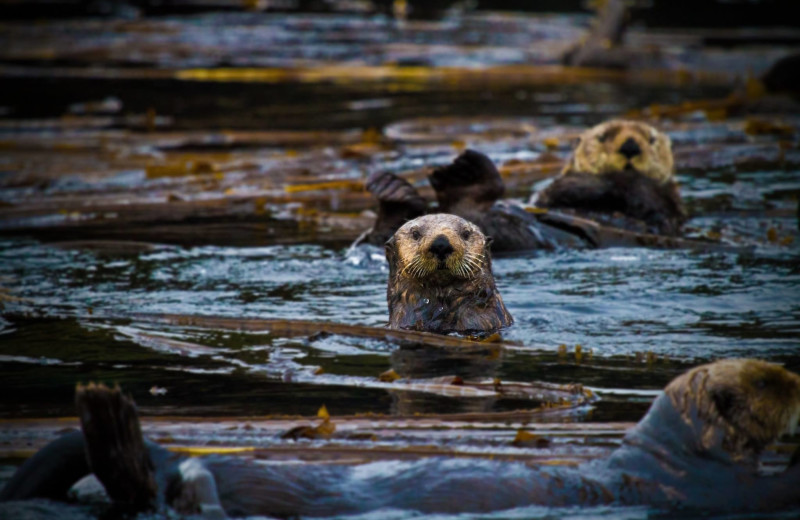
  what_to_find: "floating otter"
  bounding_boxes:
[2,359,799,516]
[359,121,685,252]
[385,213,513,335]
[534,120,686,235]
[653,358,800,465]
[361,150,589,252]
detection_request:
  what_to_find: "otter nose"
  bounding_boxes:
[429,235,454,260]
[618,137,641,159]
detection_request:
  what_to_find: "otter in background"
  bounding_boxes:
[358,121,685,252]
[2,359,799,517]
[533,120,686,236]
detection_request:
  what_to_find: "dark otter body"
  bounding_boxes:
[385,214,513,335]
[386,265,512,335]
[359,148,685,253]
[3,360,799,517]
[361,151,593,252]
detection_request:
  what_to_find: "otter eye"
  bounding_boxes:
[755,379,767,390]
[461,230,471,240]
[597,134,608,144]
[410,229,421,241]
[649,131,657,145]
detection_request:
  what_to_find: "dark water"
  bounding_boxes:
[1,8,800,520]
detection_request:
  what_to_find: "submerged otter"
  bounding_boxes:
[386,213,513,335]
[2,359,799,517]
[360,121,685,252]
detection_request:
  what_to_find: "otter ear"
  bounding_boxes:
[384,236,398,276]
[484,236,494,248]
[384,235,396,258]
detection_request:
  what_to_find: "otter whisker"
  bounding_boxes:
[462,256,483,275]
[464,256,482,268]
[404,257,425,278]
[414,259,434,278]
[460,257,477,272]
[461,266,477,278]
[401,259,417,277]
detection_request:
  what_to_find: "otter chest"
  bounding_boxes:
[390,282,506,335]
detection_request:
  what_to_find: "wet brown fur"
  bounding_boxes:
[664,359,800,463]
[385,214,513,334]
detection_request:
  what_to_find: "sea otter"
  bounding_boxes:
[361,150,591,252]
[359,121,685,252]
[385,213,513,335]
[533,120,686,235]
[2,359,799,517]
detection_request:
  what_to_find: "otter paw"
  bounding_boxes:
[366,170,425,206]
[429,150,505,214]
[429,149,502,192]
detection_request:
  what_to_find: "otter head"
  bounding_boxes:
[665,359,800,463]
[564,120,674,184]
[386,214,488,281]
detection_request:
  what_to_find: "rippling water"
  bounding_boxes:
[1,212,798,420]
[1,7,800,517]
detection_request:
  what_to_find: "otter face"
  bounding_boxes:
[667,359,800,459]
[388,214,487,280]
[707,359,800,445]
[565,120,674,184]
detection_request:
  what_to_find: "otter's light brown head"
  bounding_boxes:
[386,214,488,281]
[564,120,674,184]
[666,359,800,462]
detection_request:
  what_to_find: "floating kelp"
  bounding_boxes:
[1,112,797,250]
[384,117,537,143]
[131,313,509,352]
[0,414,627,468]
[1,410,795,470]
